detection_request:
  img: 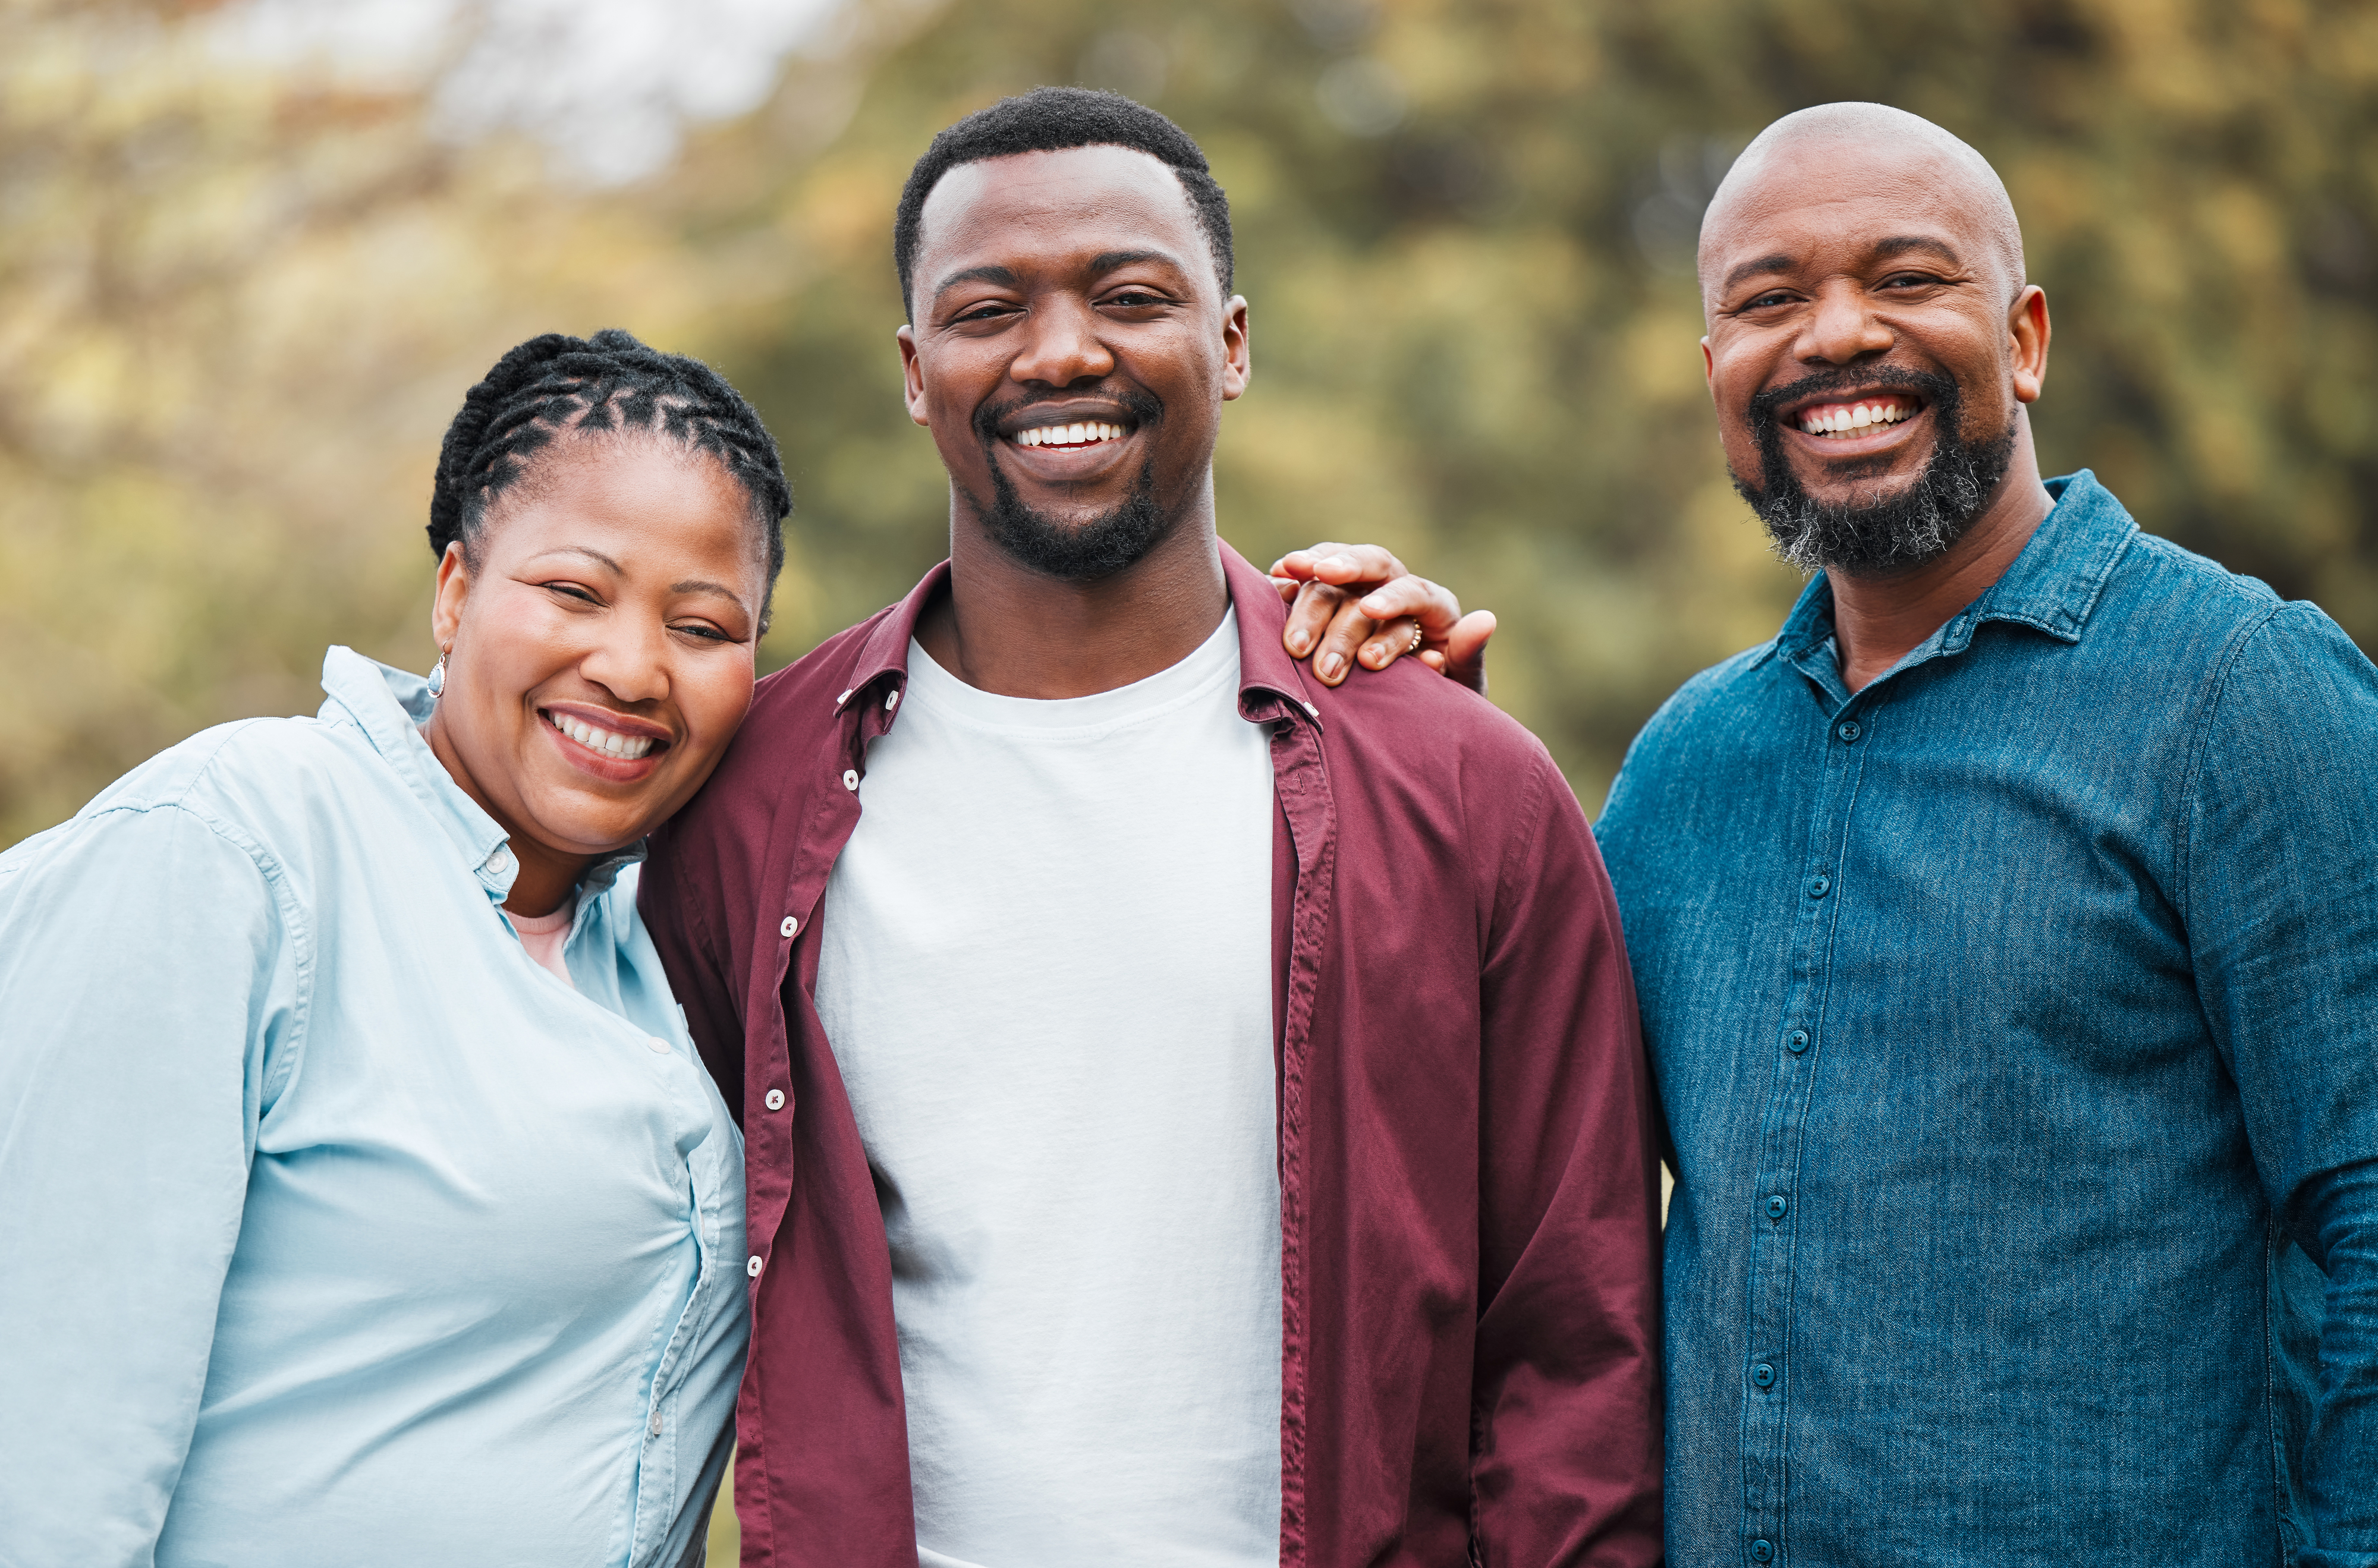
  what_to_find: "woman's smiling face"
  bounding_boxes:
[424,432,766,903]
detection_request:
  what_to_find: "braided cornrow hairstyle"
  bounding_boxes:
[428,329,792,628]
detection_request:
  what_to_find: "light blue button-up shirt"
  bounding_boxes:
[0,648,747,1568]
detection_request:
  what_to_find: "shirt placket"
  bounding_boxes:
[742,681,901,1298]
[1250,689,1330,1568]
[1739,682,1871,1567]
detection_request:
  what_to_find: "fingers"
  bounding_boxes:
[1443,609,1495,695]
[1270,542,1445,688]
[1353,575,1461,640]
[1282,579,1350,661]
[1277,543,1410,672]
[1267,542,1355,581]
[1308,590,1377,685]
[1358,618,1423,673]
[1269,543,1408,587]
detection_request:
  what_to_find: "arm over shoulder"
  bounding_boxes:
[0,799,306,1567]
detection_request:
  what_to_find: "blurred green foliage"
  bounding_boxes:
[6,0,2377,848]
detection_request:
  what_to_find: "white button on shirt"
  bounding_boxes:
[0,648,747,1568]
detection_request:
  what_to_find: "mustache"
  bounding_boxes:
[1747,365,1958,432]
[971,383,1165,446]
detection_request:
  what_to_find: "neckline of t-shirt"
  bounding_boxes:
[901,607,1243,736]
[505,893,576,935]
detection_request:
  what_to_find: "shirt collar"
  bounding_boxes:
[1754,470,2137,669]
[1219,541,1326,725]
[314,646,645,902]
[835,542,1325,729]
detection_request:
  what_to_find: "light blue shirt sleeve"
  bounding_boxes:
[0,798,307,1568]
[3,651,744,1568]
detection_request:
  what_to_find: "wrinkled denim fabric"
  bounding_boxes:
[1600,471,2378,1567]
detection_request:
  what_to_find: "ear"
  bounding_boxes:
[2009,285,2051,405]
[1702,336,1716,400]
[898,325,931,428]
[1221,295,1252,402]
[430,541,471,651]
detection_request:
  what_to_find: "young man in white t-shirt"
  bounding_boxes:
[642,87,1663,1568]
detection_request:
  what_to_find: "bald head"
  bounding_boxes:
[1700,103,2025,309]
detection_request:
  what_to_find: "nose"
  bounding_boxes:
[577,615,671,708]
[1799,277,1894,366]
[1006,292,1116,389]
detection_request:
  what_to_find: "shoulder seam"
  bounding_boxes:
[2123,531,2282,610]
[2172,599,2294,920]
[87,798,319,1112]
[1487,743,1561,947]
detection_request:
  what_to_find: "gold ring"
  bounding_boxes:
[1405,622,1424,654]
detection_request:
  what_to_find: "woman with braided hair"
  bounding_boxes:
[0,329,790,1567]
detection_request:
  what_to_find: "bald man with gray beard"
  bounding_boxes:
[1278,103,2378,1566]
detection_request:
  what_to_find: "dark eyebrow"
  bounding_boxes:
[671,578,748,607]
[1870,235,1962,266]
[1723,253,1798,293]
[1722,235,1965,297]
[1089,248,1181,275]
[529,546,624,573]
[930,263,1020,303]
[529,550,746,610]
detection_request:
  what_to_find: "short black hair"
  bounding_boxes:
[893,87,1234,319]
[427,329,793,631]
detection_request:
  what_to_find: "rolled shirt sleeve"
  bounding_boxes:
[2184,603,2378,1560]
[0,801,306,1568]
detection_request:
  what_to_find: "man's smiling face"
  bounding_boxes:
[1699,131,2047,574]
[897,143,1250,580]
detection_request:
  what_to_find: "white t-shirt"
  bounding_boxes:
[815,609,1282,1568]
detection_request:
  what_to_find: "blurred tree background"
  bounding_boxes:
[7,0,2377,858]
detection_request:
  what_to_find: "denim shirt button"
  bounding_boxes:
[1837,719,1862,742]
[1784,1028,1810,1054]
[1751,1540,1775,1562]
[1751,1361,1776,1387]
[1807,874,1831,899]
[1766,1195,1789,1219]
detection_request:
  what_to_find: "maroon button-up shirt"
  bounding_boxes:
[640,542,1663,1567]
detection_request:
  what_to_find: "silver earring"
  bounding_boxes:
[427,654,447,699]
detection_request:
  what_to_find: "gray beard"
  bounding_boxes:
[1735,373,2017,576]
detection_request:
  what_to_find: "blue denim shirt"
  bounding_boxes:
[1599,473,2378,1567]
[0,648,746,1568]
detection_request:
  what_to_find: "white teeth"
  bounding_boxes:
[549,711,654,761]
[1015,421,1128,448]
[1803,401,1912,436]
